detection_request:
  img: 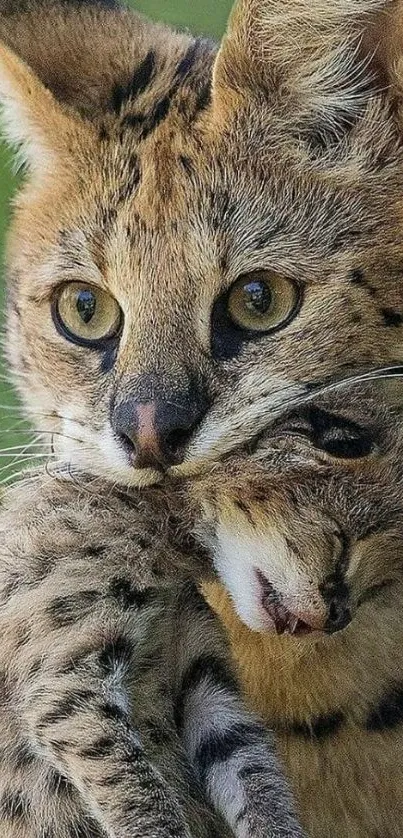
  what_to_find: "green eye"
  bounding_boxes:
[54,283,122,346]
[227,271,301,333]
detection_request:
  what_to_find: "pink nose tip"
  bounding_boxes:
[132,403,165,469]
[112,377,210,470]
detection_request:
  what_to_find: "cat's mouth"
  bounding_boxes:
[256,571,316,636]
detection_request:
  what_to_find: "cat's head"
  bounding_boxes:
[190,387,403,634]
[2,0,403,485]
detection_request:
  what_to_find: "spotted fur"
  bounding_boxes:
[0,469,303,837]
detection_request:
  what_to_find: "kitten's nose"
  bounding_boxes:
[112,381,209,470]
[325,597,351,634]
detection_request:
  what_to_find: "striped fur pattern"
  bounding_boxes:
[0,469,303,838]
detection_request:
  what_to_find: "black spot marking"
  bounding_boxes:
[108,577,154,610]
[111,51,156,112]
[47,769,75,796]
[194,723,265,782]
[79,737,115,759]
[100,702,127,722]
[2,571,24,602]
[38,689,95,727]
[175,41,201,80]
[0,790,28,820]
[139,95,171,141]
[15,625,31,649]
[47,590,100,627]
[179,155,194,176]
[175,654,238,731]
[290,711,344,739]
[349,269,366,285]
[85,545,105,559]
[28,658,42,679]
[366,684,403,731]
[195,81,212,113]
[381,307,403,327]
[120,112,146,131]
[98,635,133,674]
[99,123,109,141]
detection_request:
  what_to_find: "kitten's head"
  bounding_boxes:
[190,386,403,635]
[2,0,403,485]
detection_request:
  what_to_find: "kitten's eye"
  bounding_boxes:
[227,271,301,333]
[54,283,122,347]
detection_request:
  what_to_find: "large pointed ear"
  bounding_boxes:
[0,0,156,172]
[213,0,403,149]
[0,39,80,173]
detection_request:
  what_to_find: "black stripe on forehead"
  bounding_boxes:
[111,51,157,114]
[366,684,403,731]
[118,38,215,142]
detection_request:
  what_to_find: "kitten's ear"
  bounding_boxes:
[0,40,78,172]
[213,0,403,145]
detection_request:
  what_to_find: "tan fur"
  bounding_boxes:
[2,1,403,836]
[1,1,403,484]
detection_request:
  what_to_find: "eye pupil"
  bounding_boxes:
[76,290,96,324]
[243,281,272,316]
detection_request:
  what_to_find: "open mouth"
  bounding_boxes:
[256,570,315,636]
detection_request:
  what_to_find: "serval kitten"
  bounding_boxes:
[197,385,403,838]
[0,466,303,838]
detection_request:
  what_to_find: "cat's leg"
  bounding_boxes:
[21,630,194,838]
[173,582,305,838]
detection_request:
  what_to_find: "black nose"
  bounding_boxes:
[112,376,209,470]
[325,597,351,634]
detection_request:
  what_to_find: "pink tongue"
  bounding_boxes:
[257,572,313,636]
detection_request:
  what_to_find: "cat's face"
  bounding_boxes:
[190,389,403,634]
[3,0,403,485]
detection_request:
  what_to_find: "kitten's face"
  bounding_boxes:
[3,0,403,485]
[191,391,403,634]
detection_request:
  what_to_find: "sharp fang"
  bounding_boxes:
[289,617,299,635]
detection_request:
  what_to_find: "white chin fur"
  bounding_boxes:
[212,524,272,632]
[211,522,312,633]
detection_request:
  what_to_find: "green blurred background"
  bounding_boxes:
[0,0,233,477]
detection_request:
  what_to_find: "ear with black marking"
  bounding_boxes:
[213,0,403,150]
[0,0,165,171]
[0,38,81,172]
